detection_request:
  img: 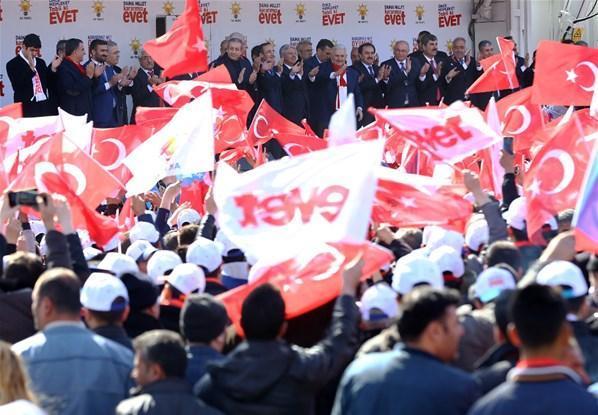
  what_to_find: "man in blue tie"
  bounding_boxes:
[86,39,120,128]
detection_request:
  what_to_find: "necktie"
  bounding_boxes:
[368,66,374,77]
[431,60,441,102]
[400,62,405,72]
[148,69,154,78]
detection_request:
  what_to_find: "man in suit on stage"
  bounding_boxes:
[304,39,334,136]
[350,42,387,127]
[381,40,420,109]
[280,44,309,126]
[106,41,137,126]
[256,42,283,114]
[6,33,61,117]
[470,40,496,110]
[56,38,96,120]
[130,48,164,124]
[85,39,121,128]
[441,37,476,104]
[211,38,255,93]
[412,33,445,106]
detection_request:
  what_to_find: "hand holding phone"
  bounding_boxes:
[503,136,514,155]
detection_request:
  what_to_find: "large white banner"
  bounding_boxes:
[0,0,471,107]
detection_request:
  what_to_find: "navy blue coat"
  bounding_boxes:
[320,62,364,129]
[381,57,420,108]
[130,68,162,124]
[303,55,332,136]
[441,56,477,104]
[350,61,386,126]
[412,54,447,106]
[281,64,309,126]
[256,69,283,114]
[85,61,118,128]
[56,59,93,120]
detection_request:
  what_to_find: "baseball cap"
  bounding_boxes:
[102,235,120,252]
[180,293,229,343]
[167,263,206,295]
[429,246,464,278]
[97,252,139,277]
[360,282,399,321]
[473,267,516,303]
[424,226,465,254]
[129,221,160,244]
[177,208,201,229]
[536,260,588,299]
[147,250,183,284]
[392,254,443,295]
[216,231,249,281]
[83,246,103,261]
[121,273,159,311]
[126,240,158,262]
[504,197,558,231]
[80,272,129,312]
[465,219,489,252]
[186,237,223,273]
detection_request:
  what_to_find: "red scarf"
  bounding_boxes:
[66,56,86,76]
[516,358,563,368]
[332,63,347,86]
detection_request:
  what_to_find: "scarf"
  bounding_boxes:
[332,63,347,109]
[66,56,86,76]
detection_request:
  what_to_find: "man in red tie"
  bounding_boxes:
[412,33,446,106]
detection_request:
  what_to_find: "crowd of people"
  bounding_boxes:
[1,27,598,415]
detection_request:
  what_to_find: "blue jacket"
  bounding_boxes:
[281,64,309,126]
[13,323,133,415]
[333,346,480,415]
[256,69,283,114]
[320,63,364,129]
[303,55,332,135]
[56,59,93,120]
[85,61,118,128]
[186,345,224,387]
[381,57,421,108]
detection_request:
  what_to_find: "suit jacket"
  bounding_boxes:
[281,64,309,126]
[412,53,446,106]
[381,57,420,108]
[441,56,476,104]
[169,72,201,81]
[130,68,162,124]
[112,65,131,126]
[257,69,283,114]
[321,63,364,128]
[56,59,93,120]
[212,54,253,92]
[350,61,386,126]
[6,55,53,117]
[304,55,333,136]
[85,61,118,128]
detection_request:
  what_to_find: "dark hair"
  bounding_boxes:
[133,330,187,378]
[503,35,513,41]
[259,42,272,55]
[2,252,44,291]
[35,268,81,315]
[162,231,179,251]
[421,33,438,47]
[65,38,83,57]
[178,225,199,246]
[251,45,262,60]
[417,31,431,40]
[175,245,188,263]
[510,284,567,349]
[478,40,492,50]
[56,39,67,55]
[494,289,515,342]
[358,43,376,54]
[241,283,285,340]
[89,39,108,52]
[180,293,228,343]
[486,241,522,272]
[397,287,460,342]
[316,39,334,51]
[23,34,42,49]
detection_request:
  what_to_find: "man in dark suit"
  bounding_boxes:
[350,43,387,127]
[320,45,364,128]
[304,39,334,136]
[85,39,120,128]
[279,44,309,126]
[470,40,497,110]
[56,38,96,120]
[211,38,255,93]
[412,33,446,106]
[106,41,137,126]
[381,40,420,109]
[441,37,476,104]
[256,42,283,114]
[504,36,527,88]
[130,48,164,124]
[46,40,67,115]
[6,33,60,117]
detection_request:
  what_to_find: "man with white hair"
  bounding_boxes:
[279,44,309,126]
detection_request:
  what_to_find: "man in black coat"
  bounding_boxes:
[470,40,497,110]
[106,41,138,127]
[350,42,387,127]
[381,40,420,109]
[211,37,255,94]
[56,38,95,120]
[6,33,60,117]
[303,38,334,136]
[255,42,283,114]
[130,49,164,124]
[441,37,476,104]
[412,33,446,106]
[280,44,309,126]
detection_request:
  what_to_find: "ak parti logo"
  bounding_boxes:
[230,1,241,21]
[19,0,32,20]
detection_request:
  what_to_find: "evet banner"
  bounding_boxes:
[214,140,383,260]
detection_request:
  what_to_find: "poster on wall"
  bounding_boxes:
[0,0,472,106]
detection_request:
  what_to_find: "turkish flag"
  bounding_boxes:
[532,40,598,106]
[246,100,305,147]
[180,174,211,215]
[466,37,520,94]
[218,241,393,333]
[3,115,62,157]
[117,197,135,232]
[0,103,23,144]
[211,88,255,153]
[495,88,547,151]
[196,64,233,84]
[276,133,328,156]
[91,125,155,185]
[153,80,205,108]
[134,107,178,129]
[143,0,208,79]
[373,167,472,232]
[524,109,598,237]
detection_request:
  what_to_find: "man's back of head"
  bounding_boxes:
[241,283,285,341]
[31,268,81,331]
[1,252,44,291]
[486,241,523,277]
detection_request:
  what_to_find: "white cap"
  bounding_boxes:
[126,240,158,262]
[97,252,139,277]
[466,219,489,252]
[147,250,183,284]
[215,231,249,280]
[392,254,443,295]
[83,246,103,261]
[504,197,558,231]
[177,208,201,229]
[29,220,46,237]
[536,260,588,298]
[167,263,206,295]
[473,267,516,303]
[77,230,92,250]
[129,221,160,244]
[186,237,223,273]
[80,272,129,312]
[102,234,120,252]
[429,246,464,278]
[360,282,399,321]
[425,227,465,254]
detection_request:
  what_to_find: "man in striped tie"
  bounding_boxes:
[86,39,120,128]
[441,37,476,104]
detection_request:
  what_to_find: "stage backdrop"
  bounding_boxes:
[0,0,471,106]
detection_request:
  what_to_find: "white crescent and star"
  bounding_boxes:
[574,61,598,92]
[93,138,126,171]
[283,143,308,156]
[503,105,532,135]
[253,115,270,140]
[34,161,87,196]
[531,149,575,196]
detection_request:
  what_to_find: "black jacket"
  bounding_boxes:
[441,56,476,104]
[130,68,162,124]
[116,379,222,415]
[381,57,420,109]
[113,65,131,126]
[412,53,448,106]
[6,54,54,117]
[281,65,309,126]
[56,59,93,119]
[257,70,283,114]
[474,342,519,394]
[196,295,359,415]
[572,320,598,383]
[350,61,386,126]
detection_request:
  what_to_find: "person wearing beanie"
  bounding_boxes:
[121,274,162,338]
[180,294,228,387]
